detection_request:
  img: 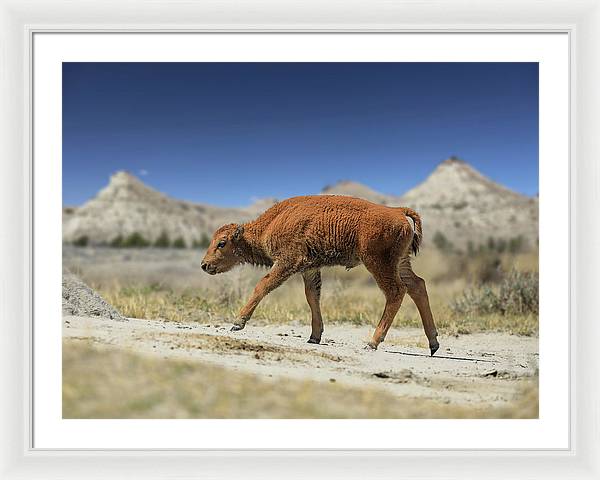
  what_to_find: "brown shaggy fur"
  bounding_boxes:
[201,195,439,355]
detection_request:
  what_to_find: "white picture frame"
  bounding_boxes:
[1,1,598,478]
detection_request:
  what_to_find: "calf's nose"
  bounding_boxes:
[201,262,208,272]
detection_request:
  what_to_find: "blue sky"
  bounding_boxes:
[63,62,538,207]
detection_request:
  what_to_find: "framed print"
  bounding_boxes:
[36,32,564,450]
[1,0,599,479]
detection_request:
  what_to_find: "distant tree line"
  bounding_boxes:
[71,231,212,249]
[432,232,529,255]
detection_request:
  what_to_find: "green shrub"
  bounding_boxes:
[477,236,529,254]
[73,235,89,247]
[172,237,187,249]
[496,238,507,253]
[467,241,475,255]
[123,232,150,248]
[110,235,124,248]
[508,235,527,253]
[433,231,454,253]
[192,234,211,249]
[199,233,211,248]
[154,231,171,248]
[451,269,538,316]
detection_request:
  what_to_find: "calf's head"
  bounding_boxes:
[200,223,244,275]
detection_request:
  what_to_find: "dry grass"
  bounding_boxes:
[68,246,539,336]
[63,340,538,419]
[101,283,538,336]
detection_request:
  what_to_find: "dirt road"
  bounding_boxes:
[64,315,538,408]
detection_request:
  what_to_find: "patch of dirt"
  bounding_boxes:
[63,315,538,409]
[139,330,351,369]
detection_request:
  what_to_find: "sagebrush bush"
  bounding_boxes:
[451,269,538,316]
[471,254,503,284]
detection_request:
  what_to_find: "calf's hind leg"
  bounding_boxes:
[302,269,323,344]
[364,261,407,350]
[398,256,439,356]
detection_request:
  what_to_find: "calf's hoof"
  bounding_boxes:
[430,342,440,356]
[230,324,245,332]
[364,342,378,351]
[307,337,321,344]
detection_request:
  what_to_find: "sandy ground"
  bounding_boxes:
[64,315,538,407]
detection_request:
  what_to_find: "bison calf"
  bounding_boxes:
[201,195,439,355]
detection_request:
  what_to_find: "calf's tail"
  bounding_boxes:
[400,207,422,255]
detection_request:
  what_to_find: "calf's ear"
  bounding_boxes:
[233,225,244,240]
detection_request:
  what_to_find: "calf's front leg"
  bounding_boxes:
[231,263,293,331]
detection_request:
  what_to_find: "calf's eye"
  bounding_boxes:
[217,240,226,249]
